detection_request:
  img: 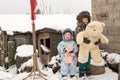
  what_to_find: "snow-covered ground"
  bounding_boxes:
[0,45,119,80]
[0,65,118,80]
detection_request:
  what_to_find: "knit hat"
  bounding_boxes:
[76,11,91,23]
[62,28,73,36]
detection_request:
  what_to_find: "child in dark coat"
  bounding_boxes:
[75,11,92,80]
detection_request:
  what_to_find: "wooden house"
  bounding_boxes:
[13,31,32,47]
[36,28,62,66]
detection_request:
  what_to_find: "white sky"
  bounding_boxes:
[0,0,91,14]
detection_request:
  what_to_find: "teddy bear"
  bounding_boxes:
[64,52,75,67]
[76,21,109,63]
[64,45,75,67]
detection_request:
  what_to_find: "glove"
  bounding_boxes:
[83,37,90,44]
[94,39,101,45]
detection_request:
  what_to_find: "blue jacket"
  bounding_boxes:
[57,28,78,61]
[57,28,78,75]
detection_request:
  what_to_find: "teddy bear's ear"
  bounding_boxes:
[87,22,95,28]
[101,23,105,27]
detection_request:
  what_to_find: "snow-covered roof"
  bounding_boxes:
[0,14,77,33]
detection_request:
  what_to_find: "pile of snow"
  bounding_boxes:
[90,50,120,66]
[48,55,60,65]
[40,45,50,53]
[15,44,38,58]
[106,53,120,64]
[0,66,5,71]
[6,65,17,75]
[100,50,109,57]
[90,59,105,66]
[0,71,14,80]
[100,50,120,64]
[6,30,14,35]
[0,66,15,80]
[18,57,42,72]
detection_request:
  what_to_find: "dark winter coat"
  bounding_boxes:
[75,11,91,37]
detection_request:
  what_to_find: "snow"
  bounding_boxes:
[90,67,118,80]
[0,66,15,80]
[100,50,120,64]
[15,44,38,58]
[0,66,5,71]
[0,14,77,33]
[0,71,14,80]
[0,46,119,80]
[0,66,118,80]
[101,52,109,57]
[5,57,9,63]
[48,55,60,65]
[48,56,58,65]
[6,30,14,35]
[6,65,17,75]
[17,57,42,72]
[90,59,105,66]
[106,53,120,64]
[40,45,50,53]
[100,50,109,57]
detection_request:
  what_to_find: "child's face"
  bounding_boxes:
[64,32,71,41]
[82,18,89,24]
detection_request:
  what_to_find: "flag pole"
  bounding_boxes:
[22,0,47,80]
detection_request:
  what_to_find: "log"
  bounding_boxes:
[90,65,105,75]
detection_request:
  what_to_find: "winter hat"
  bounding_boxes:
[62,28,73,36]
[76,11,91,23]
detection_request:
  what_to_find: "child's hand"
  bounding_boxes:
[66,45,73,52]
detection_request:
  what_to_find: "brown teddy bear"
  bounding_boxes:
[76,21,109,63]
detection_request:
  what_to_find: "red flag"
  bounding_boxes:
[30,0,37,24]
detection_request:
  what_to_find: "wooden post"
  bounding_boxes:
[8,41,15,67]
[22,23,47,80]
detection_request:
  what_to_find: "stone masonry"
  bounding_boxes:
[92,0,120,54]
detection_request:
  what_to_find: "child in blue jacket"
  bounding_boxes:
[57,28,78,80]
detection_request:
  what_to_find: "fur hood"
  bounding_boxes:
[76,11,91,23]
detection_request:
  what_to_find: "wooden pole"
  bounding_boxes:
[22,23,47,80]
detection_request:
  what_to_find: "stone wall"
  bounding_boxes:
[92,0,120,53]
